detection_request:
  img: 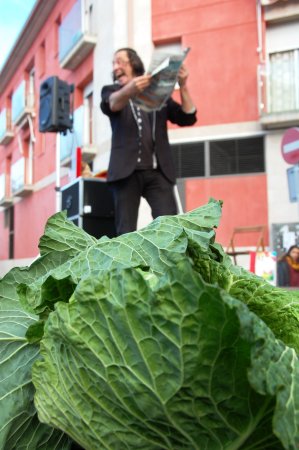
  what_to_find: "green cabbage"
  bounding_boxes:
[0,198,299,449]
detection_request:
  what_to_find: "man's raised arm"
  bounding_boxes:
[109,75,151,112]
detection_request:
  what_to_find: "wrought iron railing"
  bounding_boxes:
[257,49,299,117]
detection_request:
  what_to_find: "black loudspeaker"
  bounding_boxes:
[39,76,73,133]
[60,178,117,239]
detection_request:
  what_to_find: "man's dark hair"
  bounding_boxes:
[114,47,145,78]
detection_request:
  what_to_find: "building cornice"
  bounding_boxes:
[0,0,58,93]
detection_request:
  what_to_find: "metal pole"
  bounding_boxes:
[55,132,61,212]
[174,184,183,214]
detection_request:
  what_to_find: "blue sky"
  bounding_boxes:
[0,0,37,70]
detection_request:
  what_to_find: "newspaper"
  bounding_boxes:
[133,47,190,112]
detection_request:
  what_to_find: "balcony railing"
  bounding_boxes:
[59,0,97,70]
[0,108,14,145]
[11,80,34,126]
[11,157,33,197]
[0,173,13,207]
[258,49,299,128]
[60,105,97,165]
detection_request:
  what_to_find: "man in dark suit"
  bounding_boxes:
[101,47,197,235]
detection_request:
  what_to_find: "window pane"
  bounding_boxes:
[172,142,205,178]
[60,106,83,161]
[0,173,6,201]
[11,158,25,194]
[0,109,7,138]
[12,81,26,122]
[59,0,82,62]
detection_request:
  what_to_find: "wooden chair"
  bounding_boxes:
[226,225,266,264]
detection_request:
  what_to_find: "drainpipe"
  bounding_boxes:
[256,0,266,115]
[256,0,264,64]
[55,133,61,213]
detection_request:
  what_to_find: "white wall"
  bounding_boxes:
[92,0,152,172]
[266,130,299,227]
[92,0,153,229]
[264,12,299,231]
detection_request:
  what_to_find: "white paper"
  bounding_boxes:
[133,47,190,112]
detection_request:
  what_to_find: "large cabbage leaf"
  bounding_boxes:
[1,198,299,449]
[32,260,299,449]
[0,198,222,449]
[0,261,72,449]
[20,199,299,356]
[189,239,299,353]
[0,212,96,448]
[18,199,222,317]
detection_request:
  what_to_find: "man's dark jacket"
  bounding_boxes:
[100,84,197,184]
